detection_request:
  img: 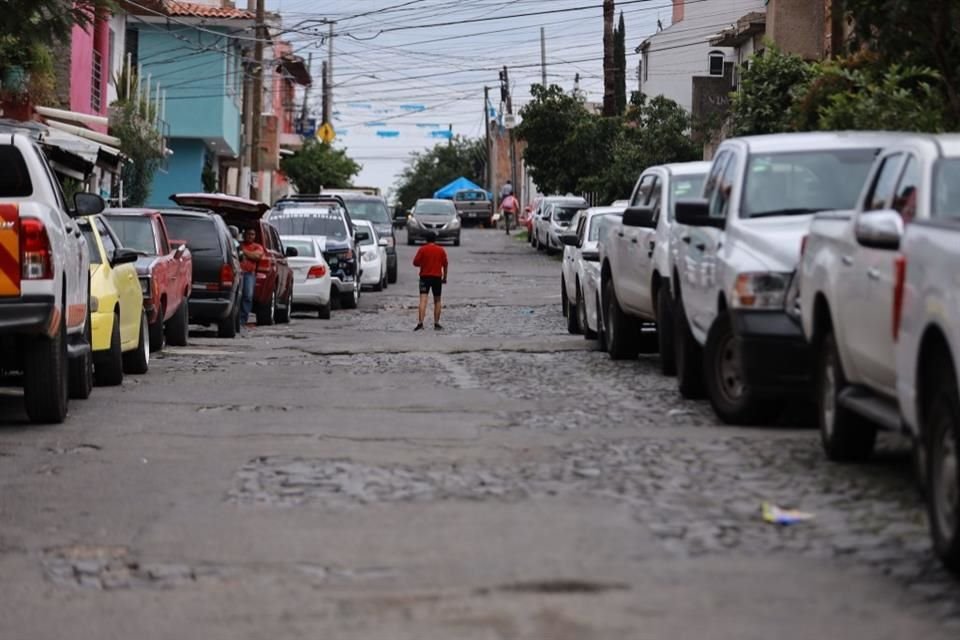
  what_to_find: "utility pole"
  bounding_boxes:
[500,65,517,206]
[448,123,453,146]
[483,86,493,198]
[540,26,547,87]
[299,52,313,133]
[321,60,330,126]
[602,0,616,116]
[250,0,266,200]
[326,21,334,124]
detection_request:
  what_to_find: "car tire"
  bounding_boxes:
[656,286,678,376]
[567,285,581,335]
[595,293,607,352]
[24,310,68,424]
[604,279,638,360]
[674,294,705,399]
[817,329,876,462]
[454,234,461,247]
[372,275,383,292]
[340,284,359,310]
[578,285,596,340]
[94,312,124,387]
[68,307,93,400]
[165,300,189,346]
[924,351,960,572]
[561,276,569,318]
[704,312,778,425]
[148,302,165,352]
[257,289,277,325]
[388,263,398,284]
[123,310,150,375]
[276,288,292,324]
[318,296,332,320]
[218,303,238,338]
[407,235,416,246]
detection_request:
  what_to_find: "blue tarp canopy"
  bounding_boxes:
[433,177,491,200]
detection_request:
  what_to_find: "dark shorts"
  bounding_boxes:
[419,276,442,297]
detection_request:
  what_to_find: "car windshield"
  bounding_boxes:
[106,216,157,254]
[588,213,619,241]
[162,217,221,253]
[78,221,102,264]
[669,174,707,220]
[455,191,485,201]
[268,209,348,239]
[933,159,960,219]
[415,201,455,216]
[283,239,315,257]
[742,148,880,219]
[344,199,390,224]
[554,206,582,222]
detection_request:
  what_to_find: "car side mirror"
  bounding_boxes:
[73,192,105,217]
[560,233,578,247]
[581,250,600,262]
[111,247,139,266]
[855,209,903,250]
[284,246,299,257]
[355,230,371,243]
[622,206,656,229]
[674,198,723,229]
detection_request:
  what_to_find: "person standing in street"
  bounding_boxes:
[500,192,519,234]
[239,228,265,329]
[412,231,448,331]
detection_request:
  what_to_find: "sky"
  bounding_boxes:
[267,0,673,197]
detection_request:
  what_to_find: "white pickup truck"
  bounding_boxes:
[0,133,104,423]
[599,161,710,371]
[671,132,899,425]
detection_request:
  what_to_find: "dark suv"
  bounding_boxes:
[271,195,363,309]
[323,192,397,284]
[160,210,242,338]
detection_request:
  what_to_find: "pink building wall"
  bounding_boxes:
[68,17,110,133]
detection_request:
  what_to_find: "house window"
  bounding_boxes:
[91,50,103,112]
[642,51,649,82]
[708,51,725,77]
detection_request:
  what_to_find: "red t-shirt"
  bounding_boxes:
[240,241,265,273]
[413,242,448,278]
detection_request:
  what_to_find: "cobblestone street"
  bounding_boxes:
[1,228,958,639]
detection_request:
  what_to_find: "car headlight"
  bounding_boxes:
[139,277,151,296]
[732,272,792,310]
[408,217,421,227]
[362,251,376,262]
[449,217,461,228]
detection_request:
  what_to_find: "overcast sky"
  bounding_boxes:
[268,0,672,197]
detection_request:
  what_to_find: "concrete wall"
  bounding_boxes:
[767,0,824,60]
[106,13,128,106]
[147,138,207,206]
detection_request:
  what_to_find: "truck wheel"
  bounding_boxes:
[218,303,238,338]
[561,276,569,318]
[704,313,778,425]
[566,285,581,335]
[924,352,960,572]
[674,295,705,399]
[94,312,124,387]
[388,263,398,284]
[257,289,277,325]
[276,288,292,324]
[68,309,93,400]
[165,300,189,346]
[595,293,607,351]
[123,310,150,375]
[604,279,639,360]
[340,285,359,310]
[25,313,69,424]
[817,329,876,461]
[657,286,677,376]
[149,302,165,352]
[578,286,596,340]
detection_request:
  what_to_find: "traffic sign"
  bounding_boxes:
[317,122,336,144]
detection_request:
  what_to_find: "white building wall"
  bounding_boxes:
[106,12,127,106]
[639,0,766,112]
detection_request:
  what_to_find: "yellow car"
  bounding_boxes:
[79,215,150,386]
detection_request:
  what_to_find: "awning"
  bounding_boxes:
[278,54,312,86]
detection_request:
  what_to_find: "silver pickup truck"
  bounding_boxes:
[452,189,493,228]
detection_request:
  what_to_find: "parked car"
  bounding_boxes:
[104,209,193,349]
[281,235,333,319]
[0,134,100,423]
[407,198,461,245]
[533,196,588,253]
[671,132,899,424]
[78,215,149,386]
[560,206,624,337]
[354,220,389,291]
[170,193,295,324]
[521,196,543,241]
[269,195,361,310]
[324,191,398,284]
[453,188,494,228]
[160,209,242,338]
[599,161,710,372]
[892,136,960,570]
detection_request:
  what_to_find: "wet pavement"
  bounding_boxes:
[0,228,958,638]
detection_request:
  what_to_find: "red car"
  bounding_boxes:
[104,209,193,351]
[521,196,543,237]
[170,194,295,326]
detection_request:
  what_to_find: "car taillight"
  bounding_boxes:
[20,218,53,280]
[258,258,271,271]
[307,265,327,279]
[892,254,907,341]
[220,263,234,289]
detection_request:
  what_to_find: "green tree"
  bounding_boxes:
[614,12,627,116]
[516,84,592,195]
[0,1,114,47]
[280,140,361,194]
[729,45,813,136]
[393,136,485,211]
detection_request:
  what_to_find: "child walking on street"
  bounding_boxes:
[412,231,448,331]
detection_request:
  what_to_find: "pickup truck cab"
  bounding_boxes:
[0,133,103,423]
[600,161,710,371]
[891,135,960,570]
[104,209,193,350]
[452,188,494,228]
[672,132,898,425]
[326,191,398,284]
